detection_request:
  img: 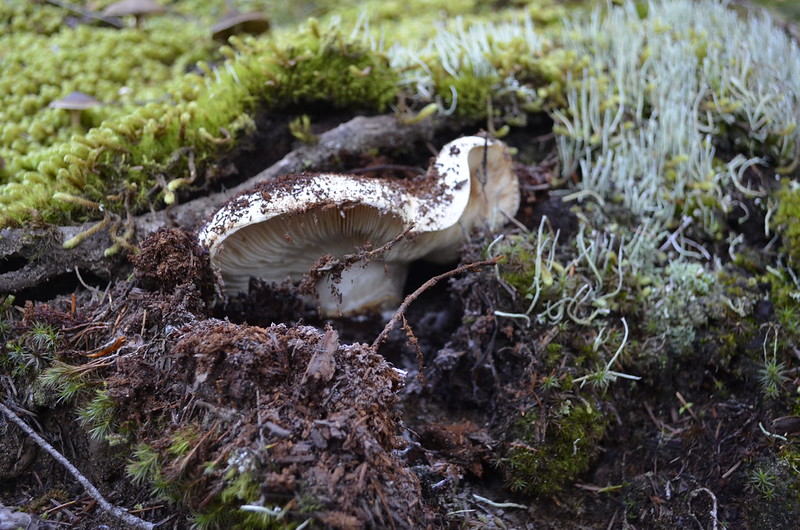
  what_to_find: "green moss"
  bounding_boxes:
[774,180,800,265]
[194,465,299,530]
[77,387,116,441]
[1,322,60,377]
[0,8,401,227]
[124,435,301,529]
[501,398,607,495]
[494,232,572,308]
[127,442,163,486]
[544,342,564,368]
[495,235,538,292]
[742,458,800,528]
[167,425,200,458]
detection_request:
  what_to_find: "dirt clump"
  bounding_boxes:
[129,227,217,306]
[108,320,432,528]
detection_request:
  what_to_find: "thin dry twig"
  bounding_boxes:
[0,400,156,530]
[372,257,501,349]
[44,0,125,27]
[400,315,425,382]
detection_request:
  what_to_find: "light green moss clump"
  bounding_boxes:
[643,262,717,356]
[0,10,403,226]
[501,398,607,495]
[0,0,583,229]
[774,180,800,265]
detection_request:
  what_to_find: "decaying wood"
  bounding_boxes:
[0,114,446,294]
[0,225,119,294]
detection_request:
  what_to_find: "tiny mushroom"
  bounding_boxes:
[49,91,101,129]
[211,11,270,42]
[198,135,520,317]
[101,0,165,28]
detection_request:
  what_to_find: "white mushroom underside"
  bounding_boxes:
[215,204,405,289]
[215,204,421,314]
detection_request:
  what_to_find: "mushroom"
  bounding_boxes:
[211,11,270,42]
[49,91,101,129]
[198,135,520,316]
[101,0,165,28]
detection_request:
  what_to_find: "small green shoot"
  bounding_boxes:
[127,443,162,486]
[77,388,116,440]
[759,324,787,399]
[749,466,777,500]
[289,114,319,145]
[573,318,639,390]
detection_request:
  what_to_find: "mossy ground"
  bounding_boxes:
[2,0,800,528]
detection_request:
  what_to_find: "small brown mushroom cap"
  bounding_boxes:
[199,136,520,316]
[101,0,165,17]
[49,91,100,111]
[212,11,270,41]
[49,91,101,128]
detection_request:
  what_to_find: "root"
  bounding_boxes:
[372,257,501,350]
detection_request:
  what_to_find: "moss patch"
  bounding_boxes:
[501,398,608,495]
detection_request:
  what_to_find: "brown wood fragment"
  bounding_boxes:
[302,326,338,385]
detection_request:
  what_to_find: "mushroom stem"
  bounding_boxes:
[316,260,407,317]
[69,109,82,129]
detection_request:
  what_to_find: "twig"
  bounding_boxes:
[400,315,425,382]
[372,257,500,349]
[299,227,414,297]
[0,400,156,530]
[43,0,125,28]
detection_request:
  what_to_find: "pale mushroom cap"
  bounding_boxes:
[102,0,165,17]
[198,135,520,316]
[49,91,100,110]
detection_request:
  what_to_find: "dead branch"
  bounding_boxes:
[43,0,125,28]
[371,256,501,350]
[0,399,156,530]
[0,114,446,294]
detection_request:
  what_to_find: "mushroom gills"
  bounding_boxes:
[213,203,411,315]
